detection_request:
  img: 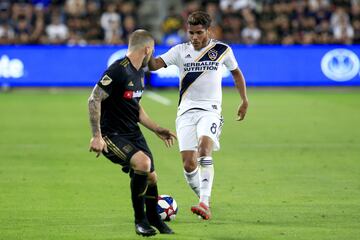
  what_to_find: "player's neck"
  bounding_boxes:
[126,53,142,70]
[195,39,211,51]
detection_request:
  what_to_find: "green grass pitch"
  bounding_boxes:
[0,88,359,240]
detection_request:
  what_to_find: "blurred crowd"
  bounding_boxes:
[0,0,359,45]
[0,0,140,45]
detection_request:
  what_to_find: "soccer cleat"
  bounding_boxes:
[149,219,174,234]
[147,213,174,234]
[135,221,157,237]
[191,202,211,220]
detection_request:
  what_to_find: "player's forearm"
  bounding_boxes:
[148,56,158,71]
[88,97,102,137]
[88,85,109,137]
[139,106,159,132]
[232,68,248,102]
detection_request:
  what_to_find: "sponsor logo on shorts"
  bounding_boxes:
[122,144,133,153]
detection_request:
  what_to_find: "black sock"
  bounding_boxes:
[130,172,148,224]
[145,184,161,222]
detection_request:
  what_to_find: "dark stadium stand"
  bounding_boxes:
[0,0,359,45]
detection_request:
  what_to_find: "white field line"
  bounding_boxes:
[230,143,360,149]
[144,91,172,106]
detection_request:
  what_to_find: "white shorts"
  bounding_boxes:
[176,110,224,152]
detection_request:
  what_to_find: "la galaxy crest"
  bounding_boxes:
[208,49,218,61]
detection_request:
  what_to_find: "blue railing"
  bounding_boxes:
[1,45,360,87]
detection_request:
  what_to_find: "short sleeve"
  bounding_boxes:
[223,47,238,71]
[160,45,181,67]
[97,64,124,95]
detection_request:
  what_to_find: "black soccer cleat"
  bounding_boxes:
[135,222,157,237]
[148,218,174,234]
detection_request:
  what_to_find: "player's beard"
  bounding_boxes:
[142,53,151,68]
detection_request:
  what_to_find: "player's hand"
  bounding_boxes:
[89,136,108,157]
[154,127,177,148]
[237,100,248,121]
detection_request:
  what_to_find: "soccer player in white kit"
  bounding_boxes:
[149,11,248,220]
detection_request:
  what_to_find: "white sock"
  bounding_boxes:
[184,166,200,197]
[199,156,214,207]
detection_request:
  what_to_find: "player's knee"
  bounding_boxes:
[136,158,151,172]
[183,158,197,172]
[181,151,197,172]
[147,171,157,185]
[130,151,151,172]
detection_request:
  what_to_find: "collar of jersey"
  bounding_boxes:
[192,39,214,52]
[193,40,217,62]
[125,56,141,72]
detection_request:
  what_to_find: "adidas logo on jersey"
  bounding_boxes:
[185,54,191,58]
[128,81,134,86]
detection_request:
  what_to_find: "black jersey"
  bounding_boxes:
[97,57,145,135]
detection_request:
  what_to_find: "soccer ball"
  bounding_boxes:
[157,195,178,221]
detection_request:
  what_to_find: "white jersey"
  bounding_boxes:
[160,39,238,116]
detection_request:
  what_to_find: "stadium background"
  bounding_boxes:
[1,1,360,240]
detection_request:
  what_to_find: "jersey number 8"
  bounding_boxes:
[210,123,217,134]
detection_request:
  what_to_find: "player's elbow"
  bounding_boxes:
[138,110,145,124]
[88,96,94,105]
[88,95,98,108]
[148,58,164,71]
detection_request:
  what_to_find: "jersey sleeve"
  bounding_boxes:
[97,64,124,95]
[159,44,181,67]
[223,47,238,71]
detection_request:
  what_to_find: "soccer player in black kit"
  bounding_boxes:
[88,29,176,237]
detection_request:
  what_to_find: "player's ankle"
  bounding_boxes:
[200,196,210,206]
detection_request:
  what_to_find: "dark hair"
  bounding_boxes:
[187,11,212,29]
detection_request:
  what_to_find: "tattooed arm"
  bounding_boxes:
[88,85,109,157]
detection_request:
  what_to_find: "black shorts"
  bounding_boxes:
[102,132,154,173]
